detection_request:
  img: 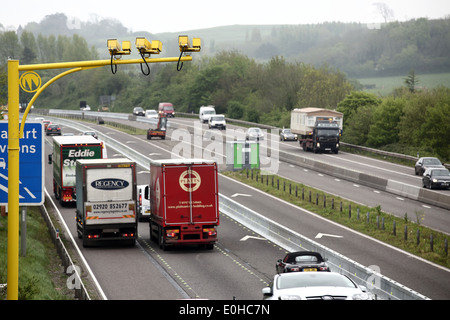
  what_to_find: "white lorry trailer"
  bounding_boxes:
[75,158,138,247]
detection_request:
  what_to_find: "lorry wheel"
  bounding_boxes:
[149,222,157,242]
[158,228,166,251]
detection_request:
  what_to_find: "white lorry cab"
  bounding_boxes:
[199,105,216,123]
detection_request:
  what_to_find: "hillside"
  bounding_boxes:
[3,13,450,77]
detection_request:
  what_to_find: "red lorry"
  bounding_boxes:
[145,159,219,250]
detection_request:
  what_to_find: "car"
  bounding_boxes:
[145,109,158,119]
[280,128,297,141]
[133,107,145,116]
[81,131,98,139]
[262,272,371,300]
[208,115,226,130]
[246,127,264,140]
[276,251,330,273]
[415,157,444,176]
[137,185,151,221]
[422,168,450,189]
[46,124,61,135]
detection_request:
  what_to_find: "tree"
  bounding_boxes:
[0,31,21,59]
[295,65,353,109]
[20,31,38,64]
[373,2,395,23]
[404,69,419,93]
[227,100,244,119]
[337,91,381,126]
[367,98,405,147]
[342,105,375,146]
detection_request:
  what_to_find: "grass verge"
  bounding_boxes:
[0,207,73,300]
[222,169,450,269]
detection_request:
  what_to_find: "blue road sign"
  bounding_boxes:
[0,121,44,205]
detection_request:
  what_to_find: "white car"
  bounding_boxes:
[137,185,151,221]
[246,127,264,140]
[262,272,371,300]
[208,115,226,130]
[145,109,159,119]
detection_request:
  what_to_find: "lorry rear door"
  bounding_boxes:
[163,164,218,225]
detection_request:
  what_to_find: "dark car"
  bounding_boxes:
[81,131,98,139]
[415,157,444,175]
[422,168,450,189]
[276,251,330,273]
[46,124,61,136]
[133,107,145,116]
[280,128,298,141]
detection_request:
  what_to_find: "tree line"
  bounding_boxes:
[3,13,450,78]
[0,29,448,162]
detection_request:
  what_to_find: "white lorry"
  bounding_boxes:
[75,158,138,247]
[199,105,216,123]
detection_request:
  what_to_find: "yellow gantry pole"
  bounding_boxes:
[6,52,195,300]
[7,59,20,300]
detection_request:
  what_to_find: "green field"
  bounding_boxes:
[356,72,450,96]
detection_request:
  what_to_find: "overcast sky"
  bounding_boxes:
[1,0,449,34]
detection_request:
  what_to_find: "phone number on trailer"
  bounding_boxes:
[92,203,128,210]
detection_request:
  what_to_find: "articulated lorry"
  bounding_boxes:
[290,108,343,154]
[75,158,138,247]
[145,159,219,250]
[49,136,104,205]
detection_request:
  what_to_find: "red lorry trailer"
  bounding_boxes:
[146,159,219,250]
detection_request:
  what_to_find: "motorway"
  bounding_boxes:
[42,114,450,299]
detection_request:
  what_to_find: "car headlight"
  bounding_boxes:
[352,292,370,300]
[432,179,438,183]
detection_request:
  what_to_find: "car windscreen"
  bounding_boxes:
[277,274,356,289]
[431,169,450,176]
[211,116,224,121]
[424,158,442,165]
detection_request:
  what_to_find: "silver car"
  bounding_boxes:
[262,272,371,300]
[246,127,264,140]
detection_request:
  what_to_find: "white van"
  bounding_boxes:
[199,105,216,123]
